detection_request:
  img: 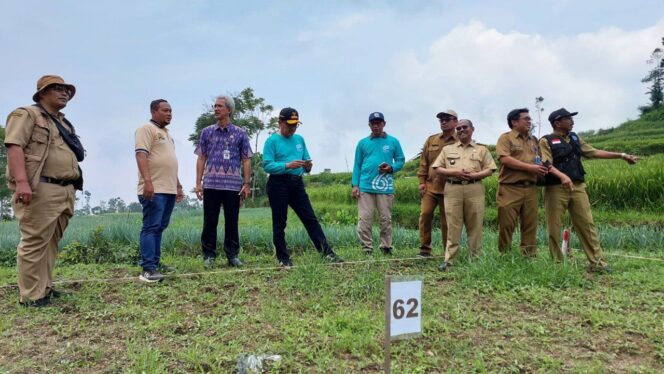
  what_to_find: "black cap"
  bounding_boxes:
[548,108,578,124]
[279,107,301,125]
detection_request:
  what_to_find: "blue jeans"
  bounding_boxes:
[138,193,176,271]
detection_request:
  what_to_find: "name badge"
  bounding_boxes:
[223,150,230,160]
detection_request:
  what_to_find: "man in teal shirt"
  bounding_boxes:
[263,107,343,267]
[351,112,405,254]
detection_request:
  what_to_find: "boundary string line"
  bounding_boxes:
[0,251,662,290]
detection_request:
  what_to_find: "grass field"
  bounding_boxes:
[1,207,663,372]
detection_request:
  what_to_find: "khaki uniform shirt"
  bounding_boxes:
[432,141,497,175]
[417,132,457,194]
[4,107,80,182]
[496,130,540,184]
[539,131,597,165]
[135,122,178,194]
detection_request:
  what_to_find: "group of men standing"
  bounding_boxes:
[4,74,639,306]
[412,107,638,272]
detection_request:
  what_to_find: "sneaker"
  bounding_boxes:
[325,252,344,263]
[418,252,433,258]
[203,257,215,269]
[228,257,243,267]
[380,247,393,255]
[19,296,50,308]
[439,262,451,272]
[158,263,175,273]
[139,270,164,283]
[279,259,293,269]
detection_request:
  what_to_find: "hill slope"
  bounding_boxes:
[579,106,664,155]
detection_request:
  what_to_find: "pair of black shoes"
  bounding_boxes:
[204,257,243,269]
[19,288,68,308]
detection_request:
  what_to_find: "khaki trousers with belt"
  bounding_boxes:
[418,191,447,254]
[13,182,75,302]
[443,182,485,264]
[544,183,607,267]
[497,184,539,256]
[357,192,394,251]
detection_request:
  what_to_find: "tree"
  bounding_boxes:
[640,37,664,114]
[188,87,278,199]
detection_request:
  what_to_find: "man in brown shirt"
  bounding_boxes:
[496,108,549,257]
[416,109,458,257]
[4,75,83,307]
[539,108,638,271]
[432,119,497,271]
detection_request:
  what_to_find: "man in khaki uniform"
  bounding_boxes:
[5,75,83,307]
[540,108,638,271]
[432,119,496,271]
[416,109,458,257]
[496,108,549,257]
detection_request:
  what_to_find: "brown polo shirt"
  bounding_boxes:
[496,129,540,184]
[4,108,80,181]
[135,122,179,195]
[417,132,457,194]
[432,141,497,174]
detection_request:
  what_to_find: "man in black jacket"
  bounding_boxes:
[539,108,638,271]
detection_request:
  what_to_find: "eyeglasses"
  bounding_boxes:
[50,84,72,96]
[287,124,300,129]
[455,125,471,131]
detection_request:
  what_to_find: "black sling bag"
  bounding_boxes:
[36,104,86,162]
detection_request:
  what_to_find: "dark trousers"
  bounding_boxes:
[139,193,176,271]
[201,189,241,260]
[267,175,332,261]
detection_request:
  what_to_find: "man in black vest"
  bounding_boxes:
[539,108,638,271]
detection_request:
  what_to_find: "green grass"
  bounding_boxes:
[1,207,663,371]
[0,248,662,372]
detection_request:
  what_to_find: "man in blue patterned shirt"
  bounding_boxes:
[195,95,253,268]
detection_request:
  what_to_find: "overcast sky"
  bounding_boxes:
[1,0,662,206]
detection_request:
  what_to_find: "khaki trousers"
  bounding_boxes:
[418,191,447,254]
[443,183,485,264]
[357,192,394,251]
[544,183,607,267]
[497,184,539,256]
[13,182,75,302]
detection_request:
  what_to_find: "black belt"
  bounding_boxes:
[270,174,303,181]
[501,181,536,187]
[40,176,75,186]
[447,179,479,185]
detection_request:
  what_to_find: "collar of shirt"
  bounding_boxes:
[215,122,235,132]
[552,129,569,139]
[150,120,167,129]
[439,132,456,142]
[510,129,529,140]
[455,140,476,148]
[370,132,387,139]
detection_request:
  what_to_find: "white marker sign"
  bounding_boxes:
[386,277,422,339]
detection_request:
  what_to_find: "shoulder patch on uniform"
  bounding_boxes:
[9,111,24,118]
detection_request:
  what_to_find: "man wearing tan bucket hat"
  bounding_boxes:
[4,75,84,307]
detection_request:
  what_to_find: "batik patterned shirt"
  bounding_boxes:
[195,123,253,191]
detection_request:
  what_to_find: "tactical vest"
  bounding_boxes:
[542,132,585,185]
